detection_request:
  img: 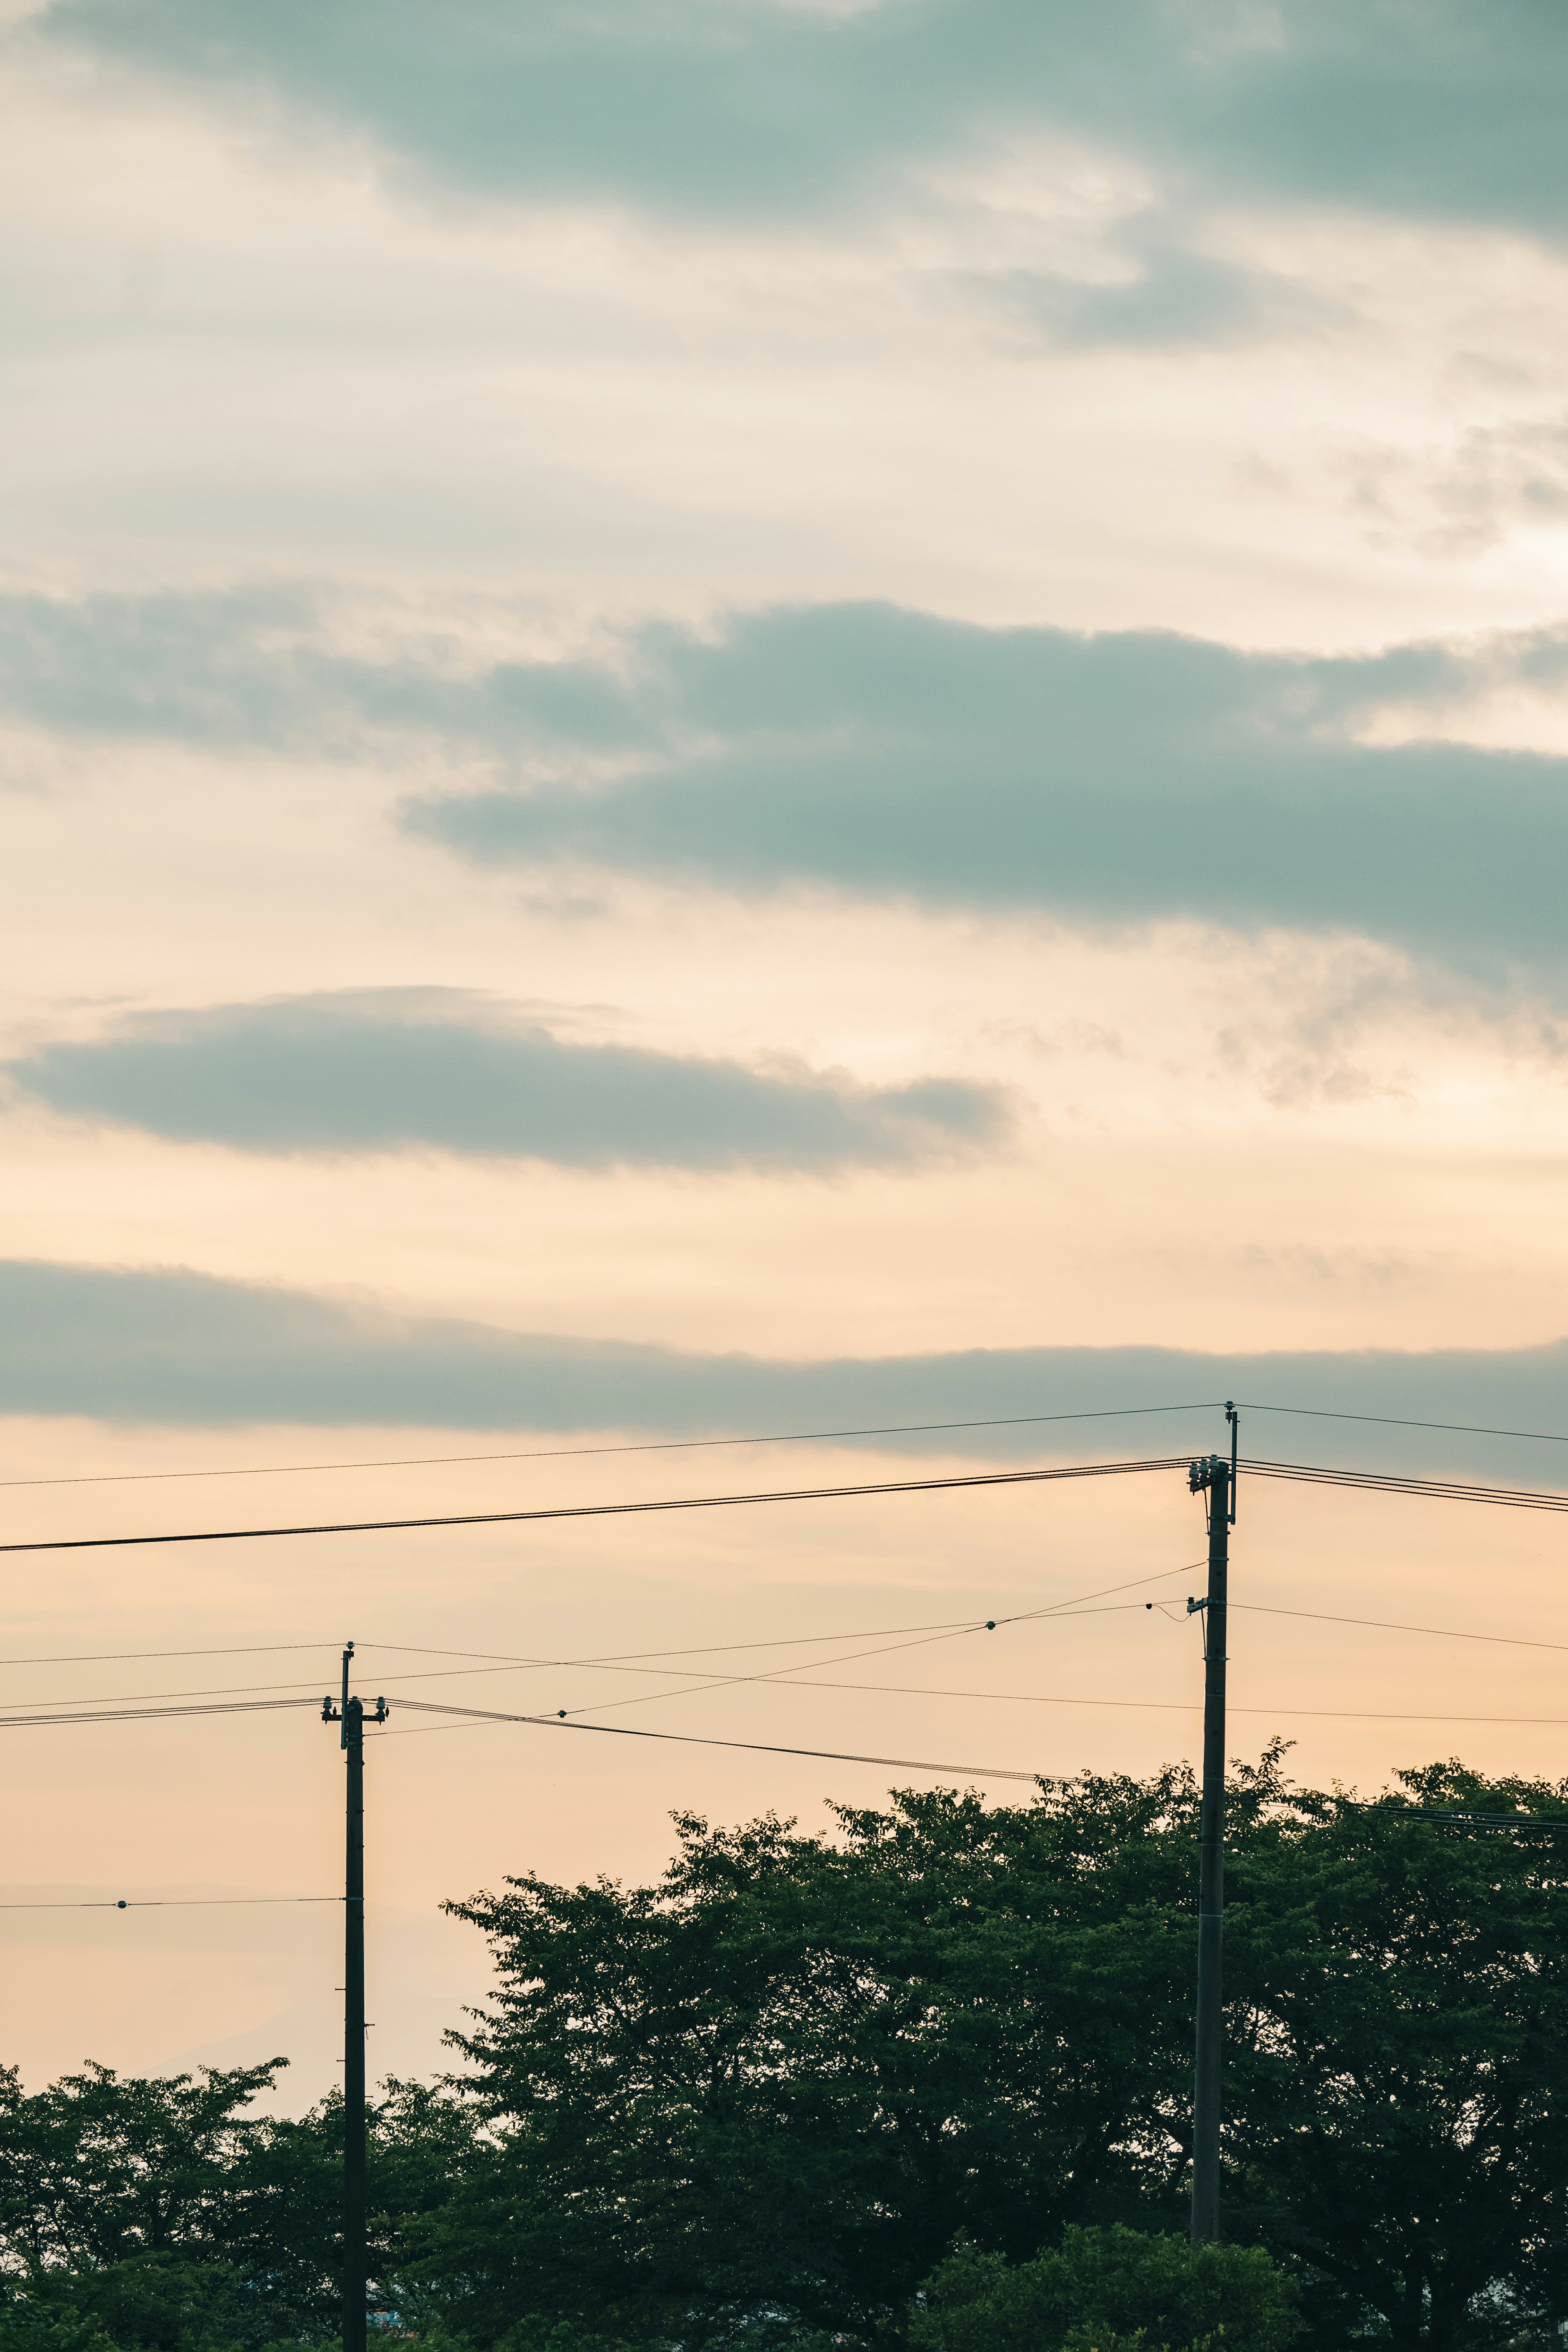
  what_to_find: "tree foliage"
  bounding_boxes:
[1226,1760,1568,2350]
[2,1752,1567,2352]
[0,2064,474,2350]
[910,2227,1299,2352]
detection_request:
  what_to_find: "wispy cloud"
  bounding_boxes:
[969,233,1342,354]
[4,990,1008,1172]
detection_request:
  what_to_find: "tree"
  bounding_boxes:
[440,1750,1568,2350]
[0,2059,327,2348]
[910,2227,1299,2352]
[0,2062,479,2348]
[7,1748,1568,2352]
[0,2062,287,2285]
[1226,1761,1568,2352]
[435,1775,1210,2342]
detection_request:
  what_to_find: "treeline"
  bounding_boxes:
[3,1750,1568,2352]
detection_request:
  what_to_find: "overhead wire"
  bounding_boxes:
[544,1557,1209,1722]
[14,1450,1568,1563]
[7,1674,1568,1744]
[0,1640,342,1668]
[682,1678,1568,1726]
[1243,1458,1568,1512]
[0,1453,1193,1554]
[21,1390,1568,1500]
[0,1563,1208,1719]
[0,1893,342,1909]
[0,1680,1051,1780]
[8,1542,1568,1729]
[1238,1402,1568,1447]
[365,1620,982,1665]
[386,1695,1045,1783]
[0,1697,319,1729]
[0,1597,1173,1677]
[0,1403,1220,1490]
[13,1447,1568,1750]
[20,1558,1568,1725]
[1232,1603,1568,1655]
[7,1563,1568,1737]
[0,1603,1173,1676]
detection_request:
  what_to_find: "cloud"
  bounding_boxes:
[1343,416,1568,559]
[3,990,1007,1170]
[406,603,1568,976]
[0,584,319,749]
[9,588,1568,973]
[977,237,1342,354]
[33,0,1568,246]
[6,1258,1568,1490]
[0,585,643,757]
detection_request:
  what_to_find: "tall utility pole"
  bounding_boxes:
[1187,1405,1236,2245]
[323,1644,388,2352]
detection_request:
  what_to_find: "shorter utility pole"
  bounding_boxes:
[1187,1406,1236,2245]
[323,1644,388,2352]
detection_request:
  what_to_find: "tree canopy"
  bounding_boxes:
[3,1751,1567,2351]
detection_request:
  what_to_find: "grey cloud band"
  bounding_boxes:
[4,992,1005,1171]
[2,1260,1567,1490]
[409,604,1568,971]
[7,588,1568,975]
[36,0,1568,245]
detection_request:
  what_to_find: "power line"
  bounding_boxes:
[400,1561,1208,1726]
[0,1632,1005,1718]
[0,1403,1221,1491]
[0,1454,1193,1555]
[18,1450,1568,1564]
[0,1623,1013,1683]
[719,1678,1568,1725]
[0,1697,319,1730]
[8,1674,1568,1747]
[0,1641,339,1668]
[0,1608,1140,1675]
[10,1571,1559,1727]
[0,1563,1208,1717]
[2,1673,375,1713]
[541,1557,1206,1725]
[382,1685,1568,1768]
[0,1893,343,1909]
[1240,1402,1568,1447]
[18,1392,1568,1506]
[368,1619,987,1668]
[22,1394,1568,1501]
[553,1620,1007,1723]
[1233,1603,1568,1655]
[0,1681,1047,1782]
[0,1584,1176,1675]
[1244,1458,1568,1512]
[388,1696,1044,1783]
[372,1558,1208,1675]
[0,1561,1210,1720]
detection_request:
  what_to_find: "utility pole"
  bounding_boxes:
[323,1644,388,2352]
[1187,1404,1236,2245]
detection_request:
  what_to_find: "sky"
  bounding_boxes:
[7,0,1568,2106]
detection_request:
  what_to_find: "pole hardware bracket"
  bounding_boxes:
[321,1697,389,1727]
[1186,1595,1208,1614]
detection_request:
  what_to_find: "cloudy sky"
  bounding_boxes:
[7,0,1568,2103]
